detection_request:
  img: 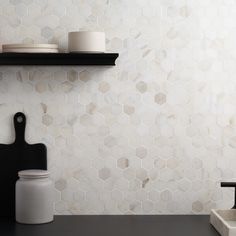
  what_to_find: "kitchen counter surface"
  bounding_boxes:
[0,215,219,236]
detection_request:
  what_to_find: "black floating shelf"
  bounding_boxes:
[0,53,119,66]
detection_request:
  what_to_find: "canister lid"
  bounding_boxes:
[18,169,50,179]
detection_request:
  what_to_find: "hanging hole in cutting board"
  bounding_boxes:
[17,116,23,123]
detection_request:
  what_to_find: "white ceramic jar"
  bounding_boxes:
[68,31,105,53]
[15,170,54,224]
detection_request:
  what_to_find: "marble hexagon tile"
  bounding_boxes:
[0,0,236,214]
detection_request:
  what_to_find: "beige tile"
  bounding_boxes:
[99,167,111,180]
[0,0,233,215]
[117,157,129,169]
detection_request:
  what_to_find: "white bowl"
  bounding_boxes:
[68,31,105,53]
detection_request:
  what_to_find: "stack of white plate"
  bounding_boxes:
[2,44,59,53]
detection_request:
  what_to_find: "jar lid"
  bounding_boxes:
[18,169,50,179]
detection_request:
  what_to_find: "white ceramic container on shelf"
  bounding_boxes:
[68,31,105,53]
[15,170,54,224]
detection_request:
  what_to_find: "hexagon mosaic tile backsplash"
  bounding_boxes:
[0,0,236,215]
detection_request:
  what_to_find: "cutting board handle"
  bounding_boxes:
[14,112,26,143]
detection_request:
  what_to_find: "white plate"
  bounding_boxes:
[2,44,58,49]
[2,48,59,53]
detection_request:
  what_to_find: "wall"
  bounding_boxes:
[0,0,235,214]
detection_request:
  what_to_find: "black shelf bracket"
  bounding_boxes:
[221,182,236,209]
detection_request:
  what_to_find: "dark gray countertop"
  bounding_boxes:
[0,215,220,236]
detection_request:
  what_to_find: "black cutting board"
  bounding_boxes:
[0,112,47,218]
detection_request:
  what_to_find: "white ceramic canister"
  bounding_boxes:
[68,31,105,53]
[15,170,54,224]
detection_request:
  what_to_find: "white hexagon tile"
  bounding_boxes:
[0,0,236,215]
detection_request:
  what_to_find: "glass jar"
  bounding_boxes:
[15,169,54,224]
